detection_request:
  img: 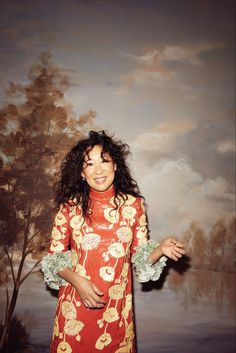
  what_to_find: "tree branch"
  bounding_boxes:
[27,203,42,239]
[4,285,10,322]
[16,201,32,283]
[4,247,16,286]
[19,259,41,286]
[26,228,42,247]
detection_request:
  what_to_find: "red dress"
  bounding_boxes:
[48,187,148,353]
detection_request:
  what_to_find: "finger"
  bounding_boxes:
[91,286,106,304]
[89,298,105,309]
[173,248,183,256]
[171,249,183,259]
[92,284,104,296]
[170,253,179,261]
[90,292,106,305]
[92,302,106,309]
[83,300,91,308]
[174,246,185,254]
[175,241,185,249]
[171,253,179,261]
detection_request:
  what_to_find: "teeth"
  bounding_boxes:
[94,177,107,183]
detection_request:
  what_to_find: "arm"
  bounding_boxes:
[131,198,185,282]
[41,203,106,308]
[57,267,106,309]
[41,203,73,289]
[148,237,185,264]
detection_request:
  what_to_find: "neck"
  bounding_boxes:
[89,185,115,200]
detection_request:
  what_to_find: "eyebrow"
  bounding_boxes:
[101,151,112,158]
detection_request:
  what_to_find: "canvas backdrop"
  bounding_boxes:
[0,1,235,352]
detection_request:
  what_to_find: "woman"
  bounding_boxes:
[41,130,185,353]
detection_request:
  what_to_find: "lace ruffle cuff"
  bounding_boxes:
[41,251,72,290]
[131,240,167,283]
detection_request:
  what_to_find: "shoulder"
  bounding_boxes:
[58,198,82,215]
[124,194,145,210]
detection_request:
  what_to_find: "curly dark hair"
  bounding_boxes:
[55,130,143,217]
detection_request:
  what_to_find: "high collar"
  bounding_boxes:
[89,185,115,201]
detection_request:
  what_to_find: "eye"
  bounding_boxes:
[84,161,94,167]
[102,159,111,163]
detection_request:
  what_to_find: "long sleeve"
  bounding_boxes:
[41,203,73,290]
[131,198,167,282]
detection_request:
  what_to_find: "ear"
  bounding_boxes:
[81,171,85,178]
[114,164,117,171]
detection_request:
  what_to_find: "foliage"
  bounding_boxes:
[0,51,95,350]
[0,316,33,353]
[168,217,236,312]
[183,217,236,272]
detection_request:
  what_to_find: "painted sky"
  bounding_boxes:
[0,2,235,352]
[0,0,235,239]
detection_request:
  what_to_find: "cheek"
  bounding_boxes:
[108,167,116,178]
[82,167,94,178]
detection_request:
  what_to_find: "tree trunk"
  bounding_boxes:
[0,286,19,352]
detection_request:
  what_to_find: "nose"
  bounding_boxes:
[94,163,103,174]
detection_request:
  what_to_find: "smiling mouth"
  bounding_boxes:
[94,176,107,184]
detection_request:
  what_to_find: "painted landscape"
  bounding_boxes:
[0,1,235,352]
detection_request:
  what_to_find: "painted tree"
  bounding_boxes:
[169,217,236,311]
[0,52,95,350]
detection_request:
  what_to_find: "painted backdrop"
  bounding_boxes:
[0,1,235,353]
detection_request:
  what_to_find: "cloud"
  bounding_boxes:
[113,86,130,98]
[216,139,235,154]
[130,121,234,238]
[132,120,196,154]
[125,46,195,66]
[134,158,234,239]
[121,42,224,86]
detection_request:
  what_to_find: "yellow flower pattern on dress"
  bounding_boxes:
[57,341,72,353]
[108,242,125,258]
[121,206,137,220]
[108,284,124,300]
[50,240,65,252]
[55,211,67,226]
[99,266,115,282]
[75,264,90,279]
[81,233,101,250]
[71,249,79,267]
[121,294,132,320]
[103,307,119,323]
[121,263,129,277]
[116,226,133,242]
[136,228,147,245]
[52,227,65,241]
[104,207,119,224]
[72,231,83,248]
[95,333,112,350]
[53,316,59,339]
[61,301,77,320]
[70,215,84,229]
[64,319,84,337]
[125,195,136,205]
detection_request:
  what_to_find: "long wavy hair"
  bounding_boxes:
[55,130,143,217]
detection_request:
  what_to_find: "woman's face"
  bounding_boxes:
[81,145,116,192]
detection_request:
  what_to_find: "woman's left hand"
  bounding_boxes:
[160,237,186,261]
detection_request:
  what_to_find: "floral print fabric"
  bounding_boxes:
[42,187,165,353]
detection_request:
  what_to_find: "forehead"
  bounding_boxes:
[84,145,111,160]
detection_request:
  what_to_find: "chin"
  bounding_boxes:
[91,183,113,192]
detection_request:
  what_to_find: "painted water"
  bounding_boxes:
[1,269,235,353]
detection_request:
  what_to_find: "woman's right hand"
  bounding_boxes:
[74,275,106,309]
[58,267,106,309]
